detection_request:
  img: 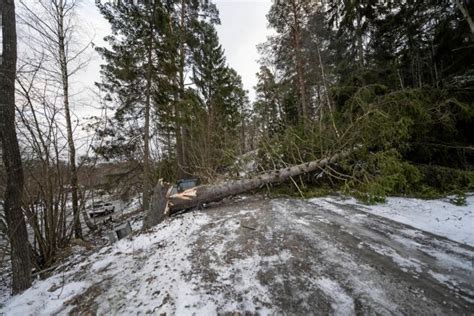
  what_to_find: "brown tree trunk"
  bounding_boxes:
[290,0,307,122]
[143,58,152,211]
[144,148,355,227]
[175,0,188,179]
[174,101,186,178]
[314,34,340,138]
[142,3,155,212]
[56,0,82,239]
[143,180,170,229]
[0,0,32,293]
[78,190,96,232]
[356,10,365,68]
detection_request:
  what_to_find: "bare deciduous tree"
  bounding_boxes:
[18,0,92,239]
[15,57,76,268]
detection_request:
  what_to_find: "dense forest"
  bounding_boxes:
[0,0,473,296]
[92,0,474,202]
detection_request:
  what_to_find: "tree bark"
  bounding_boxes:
[314,34,340,138]
[143,180,170,229]
[78,190,97,232]
[290,0,308,122]
[55,0,82,239]
[144,148,355,227]
[176,0,186,178]
[356,9,365,68]
[0,0,32,293]
[454,0,474,34]
[142,2,155,212]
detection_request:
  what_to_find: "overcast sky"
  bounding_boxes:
[72,0,274,120]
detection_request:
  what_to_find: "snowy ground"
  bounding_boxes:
[0,196,473,315]
[309,194,474,246]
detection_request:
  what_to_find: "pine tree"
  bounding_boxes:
[266,0,316,122]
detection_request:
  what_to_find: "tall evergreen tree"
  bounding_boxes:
[96,0,176,205]
[191,22,248,174]
[96,1,248,182]
[253,66,282,137]
[170,0,219,177]
[266,0,315,122]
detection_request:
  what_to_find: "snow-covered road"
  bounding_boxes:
[1,196,473,315]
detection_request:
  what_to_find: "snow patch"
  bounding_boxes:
[1,280,89,316]
[363,242,424,273]
[315,277,355,315]
[310,195,474,246]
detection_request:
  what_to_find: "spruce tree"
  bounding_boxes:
[191,22,248,174]
[96,0,175,203]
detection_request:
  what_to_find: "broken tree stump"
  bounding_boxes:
[143,180,170,229]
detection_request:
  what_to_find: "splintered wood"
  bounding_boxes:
[170,188,197,201]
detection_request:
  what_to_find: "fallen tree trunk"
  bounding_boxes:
[145,148,355,228]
